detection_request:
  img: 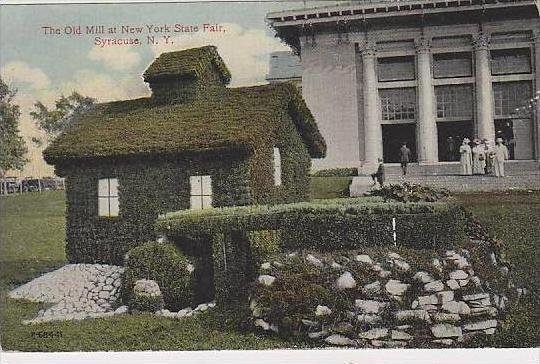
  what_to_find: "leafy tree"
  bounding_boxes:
[31,91,95,141]
[0,77,27,176]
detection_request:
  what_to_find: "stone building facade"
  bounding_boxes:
[267,0,540,170]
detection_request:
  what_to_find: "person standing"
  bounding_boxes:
[492,137,509,177]
[371,158,385,187]
[459,138,473,175]
[399,142,411,176]
[472,139,486,175]
[446,136,456,161]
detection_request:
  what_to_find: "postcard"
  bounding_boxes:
[0,1,539,363]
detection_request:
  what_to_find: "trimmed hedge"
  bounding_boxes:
[157,198,467,250]
[311,168,358,177]
[121,242,194,311]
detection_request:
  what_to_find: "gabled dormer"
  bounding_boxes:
[143,45,231,102]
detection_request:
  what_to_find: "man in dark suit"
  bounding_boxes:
[399,142,411,176]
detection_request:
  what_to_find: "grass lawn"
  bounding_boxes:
[1,188,538,350]
[310,176,352,199]
[455,191,540,347]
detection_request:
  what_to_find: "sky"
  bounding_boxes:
[0,1,337,177]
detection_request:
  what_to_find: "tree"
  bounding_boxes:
[0,77,28,176]
[31,91,95,142]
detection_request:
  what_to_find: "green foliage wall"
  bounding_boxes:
[58,153,252,265]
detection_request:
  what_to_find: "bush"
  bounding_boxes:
[157,198,466,251]
[122,242,194,311]
[368,183,449,203]
[311,168,358,177]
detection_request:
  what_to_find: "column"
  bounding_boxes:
[473,33,496,142]
[361,42,383,166]
[415,37,439,163]
[534,31,540,161]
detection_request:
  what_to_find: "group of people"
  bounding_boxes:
[370,137,510,187]
[459,137,509,177]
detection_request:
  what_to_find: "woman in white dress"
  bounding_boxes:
[459,138,473,175]
[472,139,486,175]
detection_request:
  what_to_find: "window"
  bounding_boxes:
[98,178,119,217]
[377,56,415,82]
[380,88,416,121]
[433,53,472,79]
[190,175,212,210]
[491,49,531,75]
[273,147,282,186]
[493,81,532,117]
[435,85,473,118]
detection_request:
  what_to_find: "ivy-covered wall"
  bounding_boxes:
[57,109,313,266]
[58,152,252,265]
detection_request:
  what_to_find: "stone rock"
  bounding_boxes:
[387,252,402,260]
[114,305,128,315]
[446,279,460,290]
[362,281,381,296]
[489,252,498,266]
[442,301,471,315]
[287,252,297,258]
[436,291,454,304]
[393,260,411,272]
[470,307,498,317]
[195,303,209,312]
[358,328,389,340]
[378,270,392,279]
[413,271,435,284]
[257,275,276,286]
[470,276,482,288]
[371,264,382,272]
[467,297,491,308]
[371,340,407,348]
[433,339,455,346]
[395,310,431,323]
[355,299,388,314]
[98,291,110,299]
[176,308,192,318]
[449,270,469,280]
[463,319,497,331]
[432,258,443,272]
[306,254,324,268]
[431,323,462,338]
[336,272,356,290]
[458,279,470,287]
[424,280,445,292]
[324,334,356,346]
[315,305,332,316]
[356,314,381,324]
[273,261,283,268]
[411,300,419,309]
[462,293,489,301]
[260,262,271,270]
[301,319,318,327]
[391,330,412,341]
[254,318,270,330]
[432,313,461,323]
[355,255,373,265]
[308,330,328,339]
[417,295,438,306]
[385,280,409,296]
[331,262,342,270]
[484,328,496,335]
[134,279,161,297]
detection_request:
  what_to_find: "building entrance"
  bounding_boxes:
[382,123,417,163]
[437,121,474,162]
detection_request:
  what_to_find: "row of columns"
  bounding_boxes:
[361,33,500,166]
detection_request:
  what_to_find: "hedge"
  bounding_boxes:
[157,198,467,250]
[311,168,358,177]
[121,242,194,311]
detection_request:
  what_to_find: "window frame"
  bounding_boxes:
[273,147,282,187]
[98,177,119,218]
[189,175,212,210]
[379,87,417,122]
[435,84,474,120]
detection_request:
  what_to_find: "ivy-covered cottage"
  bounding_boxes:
[43,46,326,265]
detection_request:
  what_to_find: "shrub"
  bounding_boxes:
[311,168,358,177]
[368,183,449,203]
[157,198,466,251]
[122,242,194,311]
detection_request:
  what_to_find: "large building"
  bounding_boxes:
[267,0,540,170]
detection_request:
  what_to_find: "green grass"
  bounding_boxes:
[310,176,352,199]
[455,191,540,347]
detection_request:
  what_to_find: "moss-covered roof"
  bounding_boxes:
[143,46,231,84]
[43,83,326,163]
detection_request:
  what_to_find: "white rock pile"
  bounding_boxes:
[252,247,518,348]
[8,264,124,325]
